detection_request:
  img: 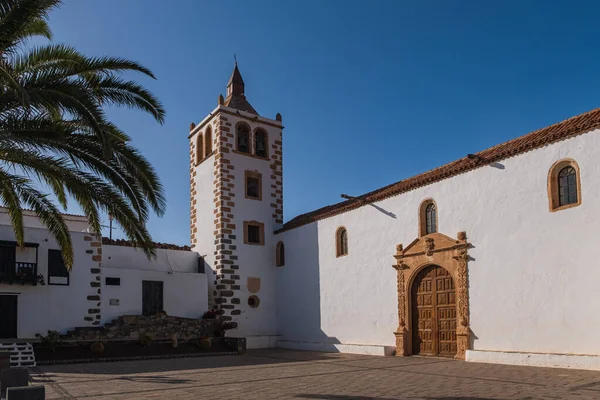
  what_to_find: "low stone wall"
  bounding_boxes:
[65,314,222,341]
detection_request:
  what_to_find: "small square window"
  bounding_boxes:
[105,277,120,286]
[244,221,264,246]
[245,171,262,200]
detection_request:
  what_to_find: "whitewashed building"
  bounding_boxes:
[0,209,208,342]
[189,64,600,370]
[2,63,600,371]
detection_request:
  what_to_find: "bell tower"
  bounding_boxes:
[188,62,283,343]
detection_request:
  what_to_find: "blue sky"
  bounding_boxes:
[47,0,600,244]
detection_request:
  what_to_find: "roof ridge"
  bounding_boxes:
[277,107,600,233]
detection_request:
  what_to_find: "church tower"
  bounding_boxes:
[188,63,283,343]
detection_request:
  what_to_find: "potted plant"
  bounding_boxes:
[198,336,211,349]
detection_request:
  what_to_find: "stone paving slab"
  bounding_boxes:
[29,349,600,399]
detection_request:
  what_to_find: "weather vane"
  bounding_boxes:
[234,53,237,65]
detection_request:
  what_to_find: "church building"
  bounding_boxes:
[189,63,600,370]
[0,63,599,371]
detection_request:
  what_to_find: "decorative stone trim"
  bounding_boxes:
[85,235,102,326]
[547,158,582,212]
[211,114,241,322]
[269,135,283,226]
[393,231,471,360]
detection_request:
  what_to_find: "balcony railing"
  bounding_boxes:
[0,261,38,285]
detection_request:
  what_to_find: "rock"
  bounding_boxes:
[129,331,139,340]
[1,368,29,398]
[122,315,137,324]
[6,385,45,400]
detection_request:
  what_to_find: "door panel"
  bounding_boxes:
[0,295,18,338]
[142,281,163,316]
[411,265,457,358]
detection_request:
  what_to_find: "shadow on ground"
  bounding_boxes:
[298,396,508,400]
[33,349,351,376]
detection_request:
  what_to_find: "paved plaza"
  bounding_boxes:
[30,349,600,399]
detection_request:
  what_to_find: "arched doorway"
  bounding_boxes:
[411,265,457,358]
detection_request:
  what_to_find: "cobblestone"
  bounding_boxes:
[30,349,600,399]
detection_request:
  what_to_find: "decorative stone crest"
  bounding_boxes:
[393,231,471,360]
[424,237,435,256]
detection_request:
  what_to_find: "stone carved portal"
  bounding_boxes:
[393,231,470,360]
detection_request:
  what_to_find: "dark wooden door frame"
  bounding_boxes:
[142,281,164,316]
[0,294,18,339]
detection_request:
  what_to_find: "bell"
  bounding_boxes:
[257,140,265,153]
[239,135,247,148]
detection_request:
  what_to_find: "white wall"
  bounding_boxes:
[277,129,600,358]
[191,119,217,302]
[0,207,91,233]
[101,245,207,323]
[103,246,198,272]
[224,111,281,337]
[0,225,97,338]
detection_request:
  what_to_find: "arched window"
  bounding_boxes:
[548,159,581,211]
[204,126,212,156]
[425,204,437,234]
[195,133,203,164]
[558,167,577,206]
[237,123,250,153]
[254,129,268,158]
[336,227,348,257]
[276,241,285,267]
[419,199,437,236]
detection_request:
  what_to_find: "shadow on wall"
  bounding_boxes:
[276,222,342,352]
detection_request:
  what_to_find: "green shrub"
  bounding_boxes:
[35,330,62,352]
[90,342,105,354]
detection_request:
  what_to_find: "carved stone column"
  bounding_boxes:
[454,232,470,360]
[393,245,409,356]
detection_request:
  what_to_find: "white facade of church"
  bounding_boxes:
[1,64,600,371]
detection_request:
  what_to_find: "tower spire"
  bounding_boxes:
[224,60,258,115]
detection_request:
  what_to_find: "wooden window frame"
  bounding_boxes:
[253,128,269,159]
[548,158,582,212]
[276,241,285,267]
[245,170,262,201]
[244,221,265,246]
[236,122,251,154]
[335,226,348,257]
[419,199,438,236]
[204,126,213,158]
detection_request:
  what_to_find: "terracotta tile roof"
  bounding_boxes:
[224,94,258,115]
[102,237,192,251]
[276,107,600,234]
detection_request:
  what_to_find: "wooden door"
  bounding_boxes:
[142,281,163,316]
[411,265,457,357]
[0,295,18,338]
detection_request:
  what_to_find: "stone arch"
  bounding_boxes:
[393,231,470,359]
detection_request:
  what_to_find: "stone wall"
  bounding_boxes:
[64,315,223,341]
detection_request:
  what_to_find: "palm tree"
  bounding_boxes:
[0,0,167,268]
